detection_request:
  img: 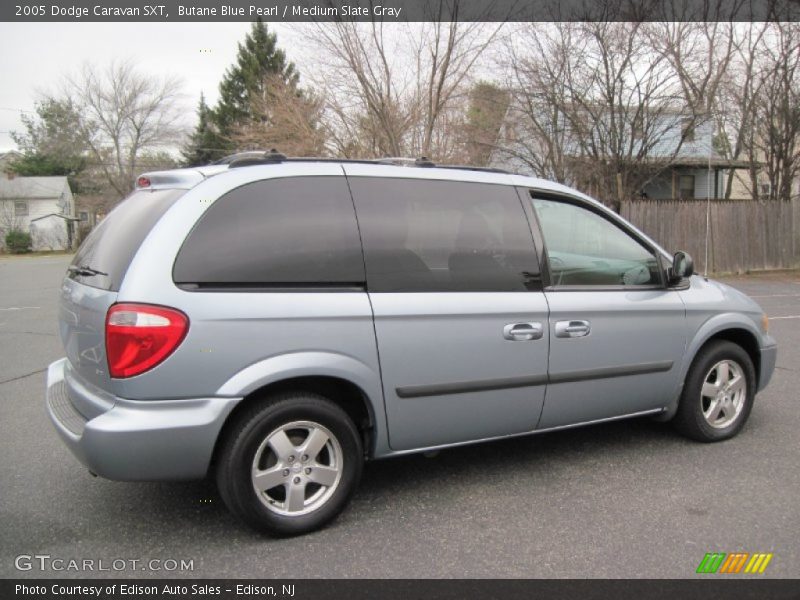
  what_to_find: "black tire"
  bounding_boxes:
[673,340,756,442]
[216,391,363,536]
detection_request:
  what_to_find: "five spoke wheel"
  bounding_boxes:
[700,360,747,429]
[216,392,362,536]
[251,421,343,516]
[674,340,755,442]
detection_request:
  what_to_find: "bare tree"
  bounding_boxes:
[752,22,800,202]
[497,23,577,182]
[229,73,327,156]
[711,22,800,202]
[411,16,503,158]
[712,23,770,200]
[651,22,735,117]
[306,20,412,157]
[496,22,735,211]
[302,6,503,161]
[57,60,185,198]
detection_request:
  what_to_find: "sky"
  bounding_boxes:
[0,22,306,152]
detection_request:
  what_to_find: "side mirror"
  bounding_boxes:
[670,251,694,284]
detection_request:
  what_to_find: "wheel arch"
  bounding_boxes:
[660,316,762,421]
[705,328,761,383]
[211,374,378,476]
[210,352,385,471]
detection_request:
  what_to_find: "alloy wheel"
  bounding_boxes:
[700,359,747,429]
[251,420,343,516]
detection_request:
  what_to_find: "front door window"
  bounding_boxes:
[531,198,661,287]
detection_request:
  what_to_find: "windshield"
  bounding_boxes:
[69,188,185,291]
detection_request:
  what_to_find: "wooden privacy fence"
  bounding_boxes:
[620,198,800,274]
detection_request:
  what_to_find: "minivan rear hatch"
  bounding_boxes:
[60,188,185,391]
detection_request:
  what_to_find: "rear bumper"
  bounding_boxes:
[45,358,241,481]
[758,342,778,392]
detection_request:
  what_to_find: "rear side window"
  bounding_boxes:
[173,176,364,286]
[350,178,539,292]
[69,188,185,291]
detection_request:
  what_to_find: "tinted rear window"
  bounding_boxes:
[350,178,539,292]
[173,176,365,286]
[69,188,185,291]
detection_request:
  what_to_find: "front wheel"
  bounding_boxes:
[216,392,363,536]
[673,340,756,442]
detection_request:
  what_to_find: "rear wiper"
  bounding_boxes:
[68,265,108,277]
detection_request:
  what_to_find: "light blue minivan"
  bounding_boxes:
[46,153,777,535]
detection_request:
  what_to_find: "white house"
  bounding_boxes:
[0,174,76,251]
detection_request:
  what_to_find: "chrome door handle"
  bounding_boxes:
[554,320,591,338]
[503,322,543,341]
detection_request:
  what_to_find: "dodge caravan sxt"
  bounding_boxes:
[46,153,777,535]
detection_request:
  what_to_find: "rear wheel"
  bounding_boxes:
[216,392,363,536]
[674,340,756,442]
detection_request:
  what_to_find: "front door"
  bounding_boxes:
[527,194,686,429]
[348,174,549,451]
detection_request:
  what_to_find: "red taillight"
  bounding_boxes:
[106,303,189,378]
[137,176,151,188]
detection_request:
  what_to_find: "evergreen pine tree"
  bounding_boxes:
[212,19,298,143]
[182,93,227,165]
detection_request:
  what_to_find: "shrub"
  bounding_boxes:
[5,229,32,254]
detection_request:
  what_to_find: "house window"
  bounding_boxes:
[79,211,89,222]
[681,117,695,142]
[759,182,771,196]
[14,201,28,216]
[679,175,696,199]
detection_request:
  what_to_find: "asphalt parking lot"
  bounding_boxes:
[0,254,798,579]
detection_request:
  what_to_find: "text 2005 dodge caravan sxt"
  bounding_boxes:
[46,153,777,536]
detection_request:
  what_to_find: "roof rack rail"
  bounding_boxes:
[223,150,509,174]
[374,157,416,167]
[212,151,266,165]
[374,156,436,168]
[432,164,510,175]
[228,149,287,168]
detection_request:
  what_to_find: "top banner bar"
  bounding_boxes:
[3,0,800,22]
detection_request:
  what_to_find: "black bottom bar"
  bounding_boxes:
[4,579,800,600]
